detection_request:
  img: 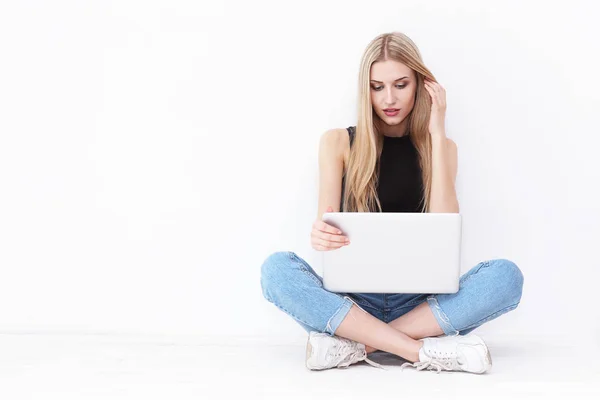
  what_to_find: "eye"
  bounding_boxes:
[371,84,407,91]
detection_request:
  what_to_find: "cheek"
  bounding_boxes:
[402,90,415,103]
[370,92,380,105]
[399,91,416,110]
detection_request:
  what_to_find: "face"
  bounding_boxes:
[369,60,417,129]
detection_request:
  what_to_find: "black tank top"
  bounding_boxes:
[340,126,424,212]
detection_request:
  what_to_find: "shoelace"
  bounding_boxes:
[333,341,387,370]
[400,350,458,374]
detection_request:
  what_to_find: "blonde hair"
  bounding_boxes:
[342,32,437,213]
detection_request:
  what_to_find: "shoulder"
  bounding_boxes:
[320,127,350,147]
[319,128,351,161]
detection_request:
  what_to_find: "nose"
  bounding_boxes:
[385,86,395,105]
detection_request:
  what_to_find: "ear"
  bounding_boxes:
[446,138,458,184]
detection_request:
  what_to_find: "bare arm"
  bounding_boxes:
[317,129,347,219]
[429,136,459,213]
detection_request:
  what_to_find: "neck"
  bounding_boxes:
[374,115,409,137]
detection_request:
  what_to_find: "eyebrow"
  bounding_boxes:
[370,76,409,83]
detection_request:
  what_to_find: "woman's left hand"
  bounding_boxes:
[424,78,447,138]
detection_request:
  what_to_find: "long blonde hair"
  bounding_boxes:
[342,32,437,213]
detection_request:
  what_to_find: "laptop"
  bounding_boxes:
[321,212,462,294]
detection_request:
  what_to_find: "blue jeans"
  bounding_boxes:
[260,251,524,337]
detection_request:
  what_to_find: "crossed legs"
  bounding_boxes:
[334,301,443,361]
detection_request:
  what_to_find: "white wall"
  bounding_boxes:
[0,0,598,343]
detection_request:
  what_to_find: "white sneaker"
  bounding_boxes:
[400,334,492,374]
[305,331,386,371]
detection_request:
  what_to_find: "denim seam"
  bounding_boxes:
[427,296,459,336]
[390,301,426,311]
[389,295,429,311]
[345,295,379,311]
[297,264,323,287]
[458,301,521,332]
[355,302,380,312]
[288,252,322,287]
[459,260,489,286]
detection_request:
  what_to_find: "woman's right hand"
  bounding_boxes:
[311,206,350,251]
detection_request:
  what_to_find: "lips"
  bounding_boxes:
[383,108,399,111]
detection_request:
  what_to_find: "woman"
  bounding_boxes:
[260,32,524,374]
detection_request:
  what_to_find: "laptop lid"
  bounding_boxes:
[321,212,462,294]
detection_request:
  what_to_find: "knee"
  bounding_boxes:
[260,251,293,298]
[490,258,524,305]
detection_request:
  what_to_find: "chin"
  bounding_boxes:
[374,112,404,126]
[382,115,403,124]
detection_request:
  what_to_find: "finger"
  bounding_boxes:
[426,81,440,91]
[426,86,437,100]
[315,237,335,250]
[311,229,347,244]
[316,236,345,249]
[319,231,349,244]
[429,85,439,97]
[317,220,342,235]
[312,230,348,245]
[313,228,347,243]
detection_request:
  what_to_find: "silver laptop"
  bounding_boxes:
[321,212,462,294]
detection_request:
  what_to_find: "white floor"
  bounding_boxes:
[0,333,599,399]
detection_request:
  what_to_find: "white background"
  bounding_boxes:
[0,0,598,344]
